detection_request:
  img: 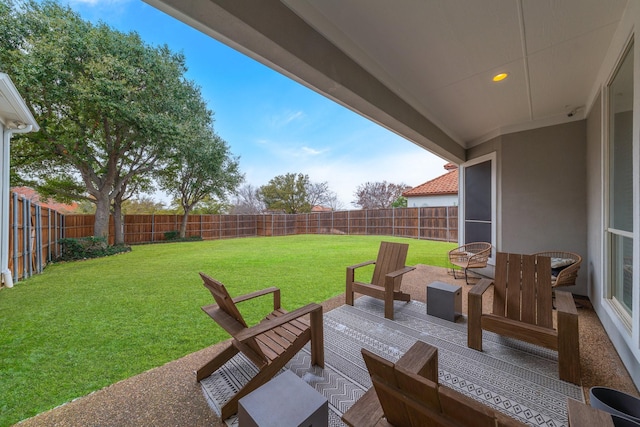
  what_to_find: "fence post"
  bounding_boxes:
[447,206,452,242]
[35,204,42,274]
[25,198,31,278]
[47,209,51,262]
[392,207,395,236]
[331,211,334,233]
[417,207,421,240]
[12,192,18,282]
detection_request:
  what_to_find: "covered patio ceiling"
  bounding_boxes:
[143,0,627,163]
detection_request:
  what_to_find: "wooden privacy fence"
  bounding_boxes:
[5,202,457,284]
[63,206,458,245]
[7,192,65,283]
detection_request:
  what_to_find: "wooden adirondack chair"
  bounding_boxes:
[467,252,581,384]
[346,241,416,320]
[196,273,324,419]
[342,341,526,427]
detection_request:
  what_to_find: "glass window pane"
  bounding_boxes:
[611,234,633,315]
[607,41,634,316]
[609,43,634,233]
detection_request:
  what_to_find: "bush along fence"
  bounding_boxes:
[6,195,457,284]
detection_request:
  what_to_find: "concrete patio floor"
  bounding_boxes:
[16,265,639,427]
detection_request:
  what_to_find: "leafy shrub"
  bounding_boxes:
[164,231,180,240]
[161,231,202,242]
[57,237,131,261]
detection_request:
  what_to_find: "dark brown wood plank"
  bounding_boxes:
[536,256,553,328]
[567,398,614,427]
[342,388,385,427]
[520,254,536,324]
[439,385,497,427]
[493,252,508,315]
[481,314,558,350]
[506,253,522,320]
[396,340,438,381]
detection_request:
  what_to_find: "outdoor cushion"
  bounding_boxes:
[550,257,575,269]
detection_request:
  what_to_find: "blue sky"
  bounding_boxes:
[64,0,447,207]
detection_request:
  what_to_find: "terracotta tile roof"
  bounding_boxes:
[402,168,458,197]
[11,186,78,213]
[311,205,332,212]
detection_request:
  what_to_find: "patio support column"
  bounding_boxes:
[2,124,33,287]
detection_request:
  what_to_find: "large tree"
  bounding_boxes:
[259,173,335,214]
[231,184,266,214]
[352,181,409,209]
[0,0,192,239]
[156,112,243,238]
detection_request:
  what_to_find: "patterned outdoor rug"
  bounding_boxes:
[200,296,584,426]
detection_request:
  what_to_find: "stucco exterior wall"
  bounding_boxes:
[467,121,588,295]
[586,93,604,306]
[406,194,457,207]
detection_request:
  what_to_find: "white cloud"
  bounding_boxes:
[268,110,305,129]
[243,141,448,208]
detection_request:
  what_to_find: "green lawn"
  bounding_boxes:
[0,235,455,426]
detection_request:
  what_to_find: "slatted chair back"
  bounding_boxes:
[492,252,553,329]
[371,241,409,291]
[199,272,266,364]
[362,349,443,426]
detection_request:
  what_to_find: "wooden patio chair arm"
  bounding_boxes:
[231,287,281,310]
[384,265,416,291]
[386,265,416,279]
[554,290,578,316]
[347,260,376,271]
[469,278,493,297]
[234,303,323,342]
[347,260,376,284]
[232,286,280,304]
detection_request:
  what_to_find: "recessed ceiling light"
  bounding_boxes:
[492,73,508,82]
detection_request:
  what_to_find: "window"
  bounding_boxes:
[607,41,634,320]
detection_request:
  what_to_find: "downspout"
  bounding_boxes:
[1,124,33,288]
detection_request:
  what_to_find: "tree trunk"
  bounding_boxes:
[93,195,111,240]
[112,200,124,245]
[179,207,192,238]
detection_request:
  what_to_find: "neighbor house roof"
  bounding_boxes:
[403,164,458,197]
[11,187,78,213]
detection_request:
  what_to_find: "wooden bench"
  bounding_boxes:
[342,341,526,427]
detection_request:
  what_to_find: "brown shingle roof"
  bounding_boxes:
[402,168,458,197]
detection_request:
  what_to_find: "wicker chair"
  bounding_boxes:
[532,251,582,288]
[448,242,492,285]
